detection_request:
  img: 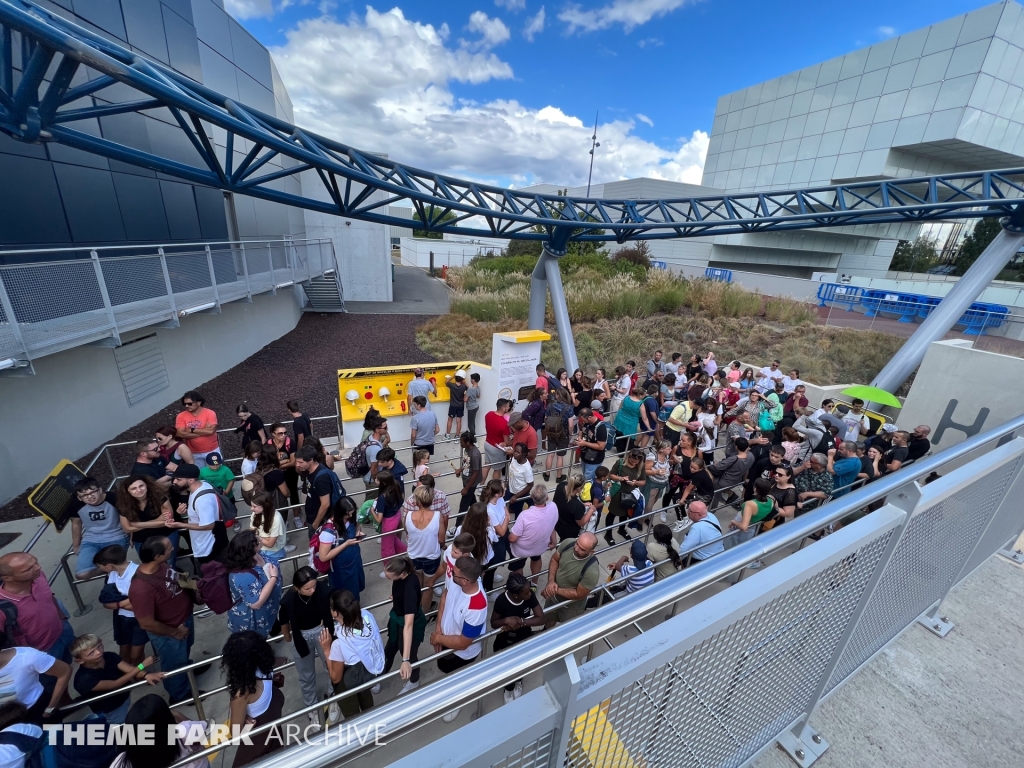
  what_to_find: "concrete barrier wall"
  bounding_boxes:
[0,290,304,506]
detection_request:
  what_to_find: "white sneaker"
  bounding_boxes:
[433,583,444,596]
[284,544,297,553]
[494,573,504,584]
[398,680,420,696]
[307,712,321,731]
[370,683,381,695]
[327,701,341,724]
[660,511,667,523]
[442,708,460,723]
[673,519,692,533]
[513,681,523,699]
[503,689,514,705]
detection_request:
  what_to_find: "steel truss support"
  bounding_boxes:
[871,209,1024,392]
[527,228,578,374]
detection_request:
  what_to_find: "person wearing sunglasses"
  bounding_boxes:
[173,391,219,465]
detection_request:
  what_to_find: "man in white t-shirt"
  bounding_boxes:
[505,443,535,516]
[170,464,222,564]
[755,360,783,392]
[0,645,70,719]
[840,399,871,443]
[430,555,488,723]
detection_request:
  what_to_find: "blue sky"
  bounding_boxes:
[225,0,1001,188]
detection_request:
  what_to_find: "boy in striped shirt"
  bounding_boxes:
[588,539,654,607]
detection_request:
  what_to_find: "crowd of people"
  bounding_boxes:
[0,359,934,766]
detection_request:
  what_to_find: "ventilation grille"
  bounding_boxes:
[113,334,170,406]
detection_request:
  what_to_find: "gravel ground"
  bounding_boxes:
[0,313,437,523]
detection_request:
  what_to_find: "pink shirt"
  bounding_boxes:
[726,369,741,383]
[0,576,64,651]
[510,502,558,558]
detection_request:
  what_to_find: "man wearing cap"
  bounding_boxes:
[445,370,469,441]
[199,452,235,500]
[168,464,226,565]
[505,412,538,463]
[407,368,436,412]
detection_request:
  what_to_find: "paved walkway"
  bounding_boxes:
[344,262,451,314]
[755,552,1024,768]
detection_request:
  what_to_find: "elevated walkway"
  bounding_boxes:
[0,237,338,373]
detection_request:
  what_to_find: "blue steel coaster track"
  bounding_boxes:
[3,0,1024,244]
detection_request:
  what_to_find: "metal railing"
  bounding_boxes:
[243,413,1024,768]
[0,237,338,365]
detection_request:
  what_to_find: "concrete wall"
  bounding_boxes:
[0,290,303,506]
[898,339,1024,467]
[298,172,392,302]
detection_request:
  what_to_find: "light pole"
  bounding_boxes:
[586,111,600,197]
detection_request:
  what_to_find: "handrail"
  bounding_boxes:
[0,237,329,258]
[241,413,1024,768]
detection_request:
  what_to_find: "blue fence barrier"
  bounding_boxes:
[650,260,668,270]
[816,282,864,311]
[861,289,920,322]
[915,298,1010,335]
[705,268,732,282]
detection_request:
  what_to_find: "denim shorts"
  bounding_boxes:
[77,536,130,575]
[411,556,441,576]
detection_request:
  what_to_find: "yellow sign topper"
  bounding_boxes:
[337,361,477,423]
[28,459,87,533]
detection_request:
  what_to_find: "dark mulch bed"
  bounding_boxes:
[0,313,437,523]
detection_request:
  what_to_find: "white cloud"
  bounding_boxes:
[271,6,708,189]
[224,0,277,19]
[466,11,511,48]
[636,113,653,127]
[637,37,663,48]
[495,0,527,10]
[560,0,690,34]
[877,25,896,38]
[523,7,546,41]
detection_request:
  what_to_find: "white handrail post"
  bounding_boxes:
[90,250,120,345]
[239,242,252,302]
[0,268,30,361]
[158,247,180,327]
[205,245,222,312]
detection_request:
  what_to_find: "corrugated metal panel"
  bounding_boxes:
[113,334,170,406]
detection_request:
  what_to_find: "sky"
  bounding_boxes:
[224,0,1002,190]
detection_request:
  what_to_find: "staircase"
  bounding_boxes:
[301,270,346,312]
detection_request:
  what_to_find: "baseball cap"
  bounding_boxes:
[173,463,200,479]
[205,452,222,466]
[881,423,898,433]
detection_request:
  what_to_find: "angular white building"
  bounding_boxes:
[537,1,1024,279]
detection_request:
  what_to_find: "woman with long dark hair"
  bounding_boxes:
[647,523,682,580]
[154,426,193,474]
[248,491,288,565]
[278,567,334,728]
[727,477,777,552]
[381,555,425,696]
[453,501,492,566]
[235,403,267,448]
[116,475,176,563]
[314,496,366,598]
[224,530,281,637]
[110,694,209,768]
[255,444,291,511]
[319,590,385,720]
[371,470,407,568]
[479,479,510,591]
[222,631,285,768]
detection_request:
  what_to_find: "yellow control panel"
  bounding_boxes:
[337,361,477,423]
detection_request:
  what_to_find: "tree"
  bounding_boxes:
[412,205,457,239]
[612,240,652,269]
[954,217,1002,276]
[889,236,939,272]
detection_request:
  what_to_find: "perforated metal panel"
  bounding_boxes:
[490,730,556,768]
[825,457,1021,695]
[113,334,170,406]
[956,452,1024,584]
[565,532,893,768]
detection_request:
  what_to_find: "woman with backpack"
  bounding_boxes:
[543,389,573,483]
[222,631,285,768]
[312,497,366,598]
[224,530,281,638]
[522,387,547,434]
[371,471,407,571]
[604,448,646,545]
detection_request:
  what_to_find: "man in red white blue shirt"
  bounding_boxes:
[430,555,488,723]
